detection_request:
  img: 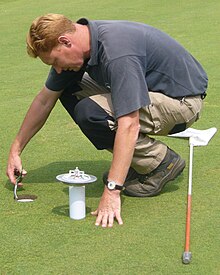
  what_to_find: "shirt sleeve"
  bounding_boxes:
[107,56,150,118]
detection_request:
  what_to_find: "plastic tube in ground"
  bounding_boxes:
[69,186,85,220]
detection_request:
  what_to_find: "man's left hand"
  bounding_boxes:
[91,187,123,228]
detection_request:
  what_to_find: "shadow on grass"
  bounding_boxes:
[52,197,126,218]
[5,160,184,200]
[5,159,110,188]
[52,204,92,218]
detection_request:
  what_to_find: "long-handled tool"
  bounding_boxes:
[182,142,193,264]
[169,127,217,264]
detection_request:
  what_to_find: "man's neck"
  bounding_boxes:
[75,23,91,59]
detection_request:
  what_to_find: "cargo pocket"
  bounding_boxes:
[148,103,163,133]
[180,97,203,125]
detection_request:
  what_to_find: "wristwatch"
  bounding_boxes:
[105,180,125,191]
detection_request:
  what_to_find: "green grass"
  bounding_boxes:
[1,0,220,274]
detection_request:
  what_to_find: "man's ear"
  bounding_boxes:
[58,36,71,47]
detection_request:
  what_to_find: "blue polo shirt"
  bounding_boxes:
[45,19,208,118]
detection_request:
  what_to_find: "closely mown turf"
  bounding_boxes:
[0,0,219,274]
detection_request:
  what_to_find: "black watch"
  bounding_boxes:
[105,180,124,191]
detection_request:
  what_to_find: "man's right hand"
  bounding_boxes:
[6,151,26,185]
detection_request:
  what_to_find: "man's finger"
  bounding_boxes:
[95,211,103,226]
[22,169,27,176]
[91,210,98,216]
[16,169,26,186]
[108,212,114,228]
[101,213,108,228]
[115,210,123,225]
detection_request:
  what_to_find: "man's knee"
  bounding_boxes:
[74,97,109,125]
[74,97,116,149]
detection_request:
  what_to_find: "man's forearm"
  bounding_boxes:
[107,111,140,185]
[7,87,61,184]
[10,87,61,155]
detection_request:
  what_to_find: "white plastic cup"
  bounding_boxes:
[69,186,85,220]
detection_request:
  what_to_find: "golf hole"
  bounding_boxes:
[15,195,37,202]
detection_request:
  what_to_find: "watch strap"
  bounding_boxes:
[114,184,124,191]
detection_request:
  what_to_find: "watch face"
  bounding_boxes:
[107,181,116,190]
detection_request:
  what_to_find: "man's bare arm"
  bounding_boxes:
[91,110,140,227]
[7,86,62,184]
